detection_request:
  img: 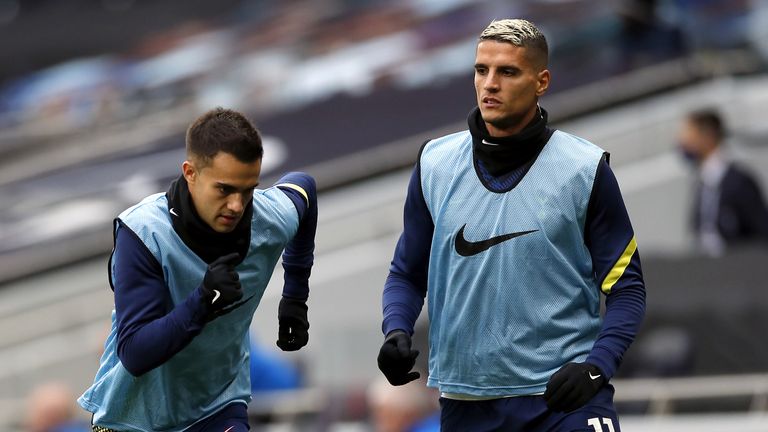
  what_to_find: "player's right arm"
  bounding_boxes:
[112,222,217,377]
[382,160,433,336]
[379,159,433,386]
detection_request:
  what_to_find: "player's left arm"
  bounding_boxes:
[583,157,646,380]
[275,172,317,351]
[545,155,646,412]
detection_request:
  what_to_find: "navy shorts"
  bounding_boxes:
[92,403,250,432]
[187,403,250,432]
[439,385,620,432]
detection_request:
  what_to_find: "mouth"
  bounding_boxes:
[482,96,502,108]
[218,214,240,225]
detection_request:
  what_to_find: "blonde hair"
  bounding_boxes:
[479,19,548,67]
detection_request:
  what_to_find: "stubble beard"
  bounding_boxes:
[484,111,525,134]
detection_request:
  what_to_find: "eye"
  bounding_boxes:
[501,68,518,77]
[474,66,487,75]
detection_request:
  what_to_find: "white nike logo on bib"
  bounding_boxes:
[589,372,601,380]
[211,290,221,304]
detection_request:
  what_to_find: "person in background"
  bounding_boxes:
[25,382,89,432]
[678,109,768,256]
[78,107,317,431]
[367,377,439,432]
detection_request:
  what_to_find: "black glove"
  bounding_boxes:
[276,297,309,351]
[201,253,243,311]
[377,330,420,386]
[544,362,606,412]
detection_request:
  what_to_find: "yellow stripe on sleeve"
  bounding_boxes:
[601,236,637,294]
[275,183,309,207]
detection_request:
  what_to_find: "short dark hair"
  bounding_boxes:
[687,109,725,142]
[186,107,263,167]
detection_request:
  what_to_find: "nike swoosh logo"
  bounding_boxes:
[211,289,221,304]
[589,372,602,380]
[210,293,256,320]
[224,427,235,432]
[169,208,179,217]
[454,224,538,257]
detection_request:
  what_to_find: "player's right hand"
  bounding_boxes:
[377,330,420,386]
[201,252,243,311]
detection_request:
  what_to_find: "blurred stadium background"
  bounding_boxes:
[1,0,768,430]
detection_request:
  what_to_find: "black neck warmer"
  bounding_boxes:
[468,106,554,176]
[165,176,252,264]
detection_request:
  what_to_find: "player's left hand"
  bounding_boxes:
[276,297,309,351]
[544,362,606,412]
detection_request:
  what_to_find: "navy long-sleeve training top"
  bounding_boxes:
[383,155,646,381]
[113,172,317,376]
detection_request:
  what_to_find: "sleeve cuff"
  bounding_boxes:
[586,346,619,381]
[382,316,414,337]
[185,287,213,326]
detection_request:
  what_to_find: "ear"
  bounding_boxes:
[536,69,550,97]
[182,160,196,185]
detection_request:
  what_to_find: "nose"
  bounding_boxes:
[483,71,499,92]
[226,194,245,214]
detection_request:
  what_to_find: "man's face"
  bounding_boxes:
[182,152,261,233]
[474,40,550,136]
[677,120,715,163]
